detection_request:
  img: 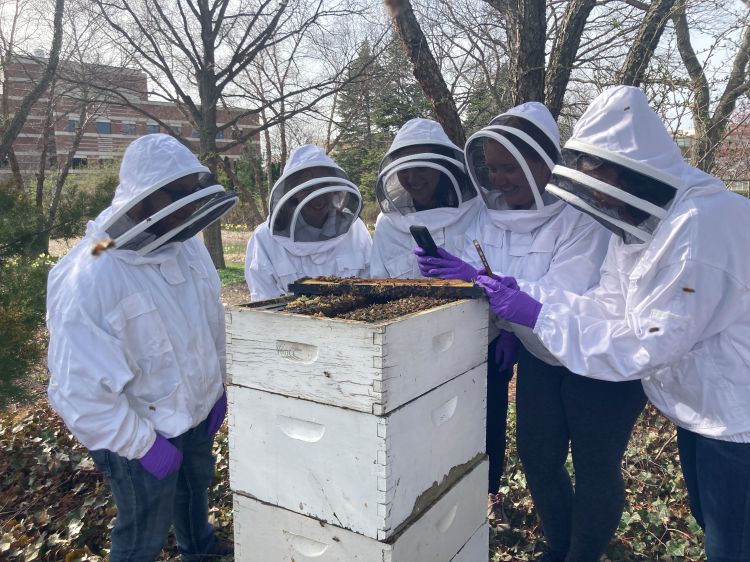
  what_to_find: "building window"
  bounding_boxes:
[147,123,160,134]
[66,119,78,133]
[71,157,88,169]
[169,124,181,136]
[96,121,112,135]
[215,129,224,140]
[191,128,200,138]
[121,123,137,135]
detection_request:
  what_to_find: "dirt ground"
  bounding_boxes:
[221,282,250,306]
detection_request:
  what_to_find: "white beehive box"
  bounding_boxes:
[226,297,488,414]
[232,457,488,562]
[453,522,490,562]
[228,365,486,540]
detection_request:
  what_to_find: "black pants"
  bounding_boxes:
[677,427,750,561]
[486,336,515,493]
[515,346,646,562]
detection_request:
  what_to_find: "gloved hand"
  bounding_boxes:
[414,247,479,281]
[476,274,542,329]
[206,390,227,437]
[493,330,520,373]
[140,433,183,480]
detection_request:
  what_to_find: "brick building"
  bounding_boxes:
[675,127,750,197]
[1,56,258,176]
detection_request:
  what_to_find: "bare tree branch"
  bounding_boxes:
[545,0,597,118]
[383,0,465,145]
[619,0,676,86]
[0,0,65,161]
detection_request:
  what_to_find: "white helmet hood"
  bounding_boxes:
[95,134,237,254]
[268,145,362,248]
[465,102,565,233]
[546,86,704,243]
[376,118,478,216]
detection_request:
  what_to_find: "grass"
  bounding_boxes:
[217,261,245,287]
[222,243,246,256]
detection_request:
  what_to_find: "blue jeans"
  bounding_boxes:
[90,419,217,562]
[677,427,750,562]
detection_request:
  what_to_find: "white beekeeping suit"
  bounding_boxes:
[47,134,235,459]
[370,118,481,278]
[528,85,750,440]
[244,145,372,301]
[462,102,610,362]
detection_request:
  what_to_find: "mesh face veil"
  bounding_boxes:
[375,144,476,215]
[465,113,561,211]
[268,164,362,243]
[102,172,238,255]
[547,144,678,244]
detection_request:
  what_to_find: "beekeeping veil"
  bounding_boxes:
[97,134,238,255]
[465,103,561,210]
[268,145,362,243]
[376,118,477,217]
[464,102,565,232]
[546,86,682,244]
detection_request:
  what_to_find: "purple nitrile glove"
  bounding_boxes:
[139,433,183,480]
[206,390,227,437]
[493,330,520,373]
[480,271,519,290]
[476,274,542,329]
[414,247,480,281]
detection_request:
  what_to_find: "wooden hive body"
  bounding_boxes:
[233,458,488,562]
[226,298,488,415]
[227,296,490,559]
[229,366,486,539]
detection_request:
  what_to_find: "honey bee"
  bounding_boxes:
[91,239,116,256]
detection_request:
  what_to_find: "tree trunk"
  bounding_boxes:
[619,0,676,87]
[8,149,24,190]
[0,0,65,161]
[513,0,546,104]
[261,107,273,212]
[47,105,89,251]
[198,67,226,268]
[383,0,465,146]
[35,90,55,212]
[673,0,750,172]
[545,0,597,119]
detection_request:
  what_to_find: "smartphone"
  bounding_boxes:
[409,225,440,258]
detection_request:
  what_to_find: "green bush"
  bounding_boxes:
[360,200,380,226]
[0,254,54,406]
[51,173,117,240]
[0,172,115,409]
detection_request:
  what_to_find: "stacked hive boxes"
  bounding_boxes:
[226,296,490,561]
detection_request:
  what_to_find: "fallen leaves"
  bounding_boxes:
[1,404,233,561]
[2,399,702,561]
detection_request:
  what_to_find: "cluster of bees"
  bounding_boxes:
[285,293,453,322]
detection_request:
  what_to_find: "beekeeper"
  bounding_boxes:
[478,85,750,561]
[369,118,481,279]
[244,144,371,301]
[46,134,236,561]
[418,103,642,561]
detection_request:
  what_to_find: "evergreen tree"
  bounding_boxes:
[462,68,513,134]
[371,38,432,136]
[334,36,434,204]
[337,40,381,151]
